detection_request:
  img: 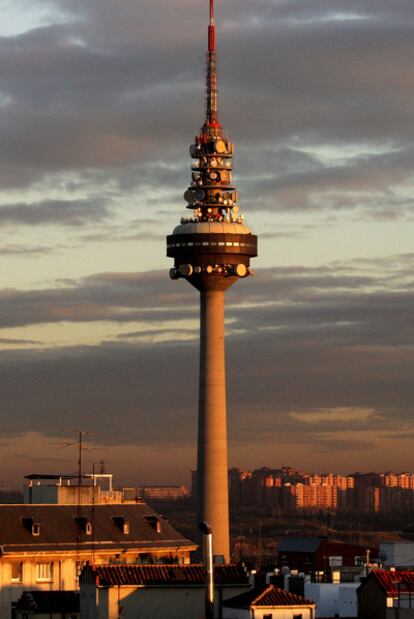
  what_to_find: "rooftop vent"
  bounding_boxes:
[112,517,130,535]
[144,515,161,533]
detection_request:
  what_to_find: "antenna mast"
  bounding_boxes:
[206,0,219,127]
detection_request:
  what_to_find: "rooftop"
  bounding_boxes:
[0,503,196,554]
[223,585,315,609]
[366,569,414,594]
[278,537,323,553]
[82,564,249,587]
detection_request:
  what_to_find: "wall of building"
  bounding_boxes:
[223,609,314,619]
[81,585,250,619]
[0,558,79,618]
[305,582,359,618]
[253,609,314,619]
[1,546,192,618]
[222,608,250,619]
[357,578,386,619]
[386,610,414,619]
[16,612,80,619]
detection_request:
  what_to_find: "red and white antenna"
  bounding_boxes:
[206,0,219,126]
[209,0,216,52]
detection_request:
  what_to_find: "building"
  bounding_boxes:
[80,563,250,619]
[277,538,378,573]
[0,503,196,618]
[305,578,361,618]
[166,0,257,560]
[357,569,414,619]
[23,474,121,505]
[126,486,189,501]
[222,585,316,619]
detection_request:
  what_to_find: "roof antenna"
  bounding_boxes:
[206,0,219,127]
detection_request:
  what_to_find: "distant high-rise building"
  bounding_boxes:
[167,0,257,560]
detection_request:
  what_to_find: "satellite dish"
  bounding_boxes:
[179,264,193,277]
[235,264,247,277]
[184,188,205,204]
[215,140,226,153]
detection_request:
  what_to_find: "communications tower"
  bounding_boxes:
[166,0,257,562]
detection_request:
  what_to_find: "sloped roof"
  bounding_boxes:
[15,591,79,613]
[278,536,323,553]
[0,504,196,553]
[223,585,315,609]
[366,569,414,594]
[82,564,249,587]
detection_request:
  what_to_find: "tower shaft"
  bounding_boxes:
[197,288,230,561]
[167,0,257,563]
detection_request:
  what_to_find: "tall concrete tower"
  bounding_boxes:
[166,0,257,562]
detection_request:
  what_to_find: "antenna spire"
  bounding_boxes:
[206,0,218,126]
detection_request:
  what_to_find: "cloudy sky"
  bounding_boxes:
[0,0,413,488]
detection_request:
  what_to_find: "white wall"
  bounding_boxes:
[305,582,358,618]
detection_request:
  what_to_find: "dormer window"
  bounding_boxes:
[75,516,92,535]
[144,516,161,533]
[21,517,40,536]
[112,516,130,535]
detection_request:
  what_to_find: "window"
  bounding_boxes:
[11,562,23,583]
[263,615,272,619]
[36,562,54,582]
[293,615,303,619]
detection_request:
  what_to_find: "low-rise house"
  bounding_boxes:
[278,537,377,574]
[222,584,316,619]
[0,503,196,618]
[357,569,414,619]
[14,591,79,619]
[80,563,250,619]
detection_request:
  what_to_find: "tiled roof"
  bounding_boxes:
[0,504,196,553]
[82,564,249,587]
[15,591,79,613]
[369,569,414,594]
[223,585,315,609]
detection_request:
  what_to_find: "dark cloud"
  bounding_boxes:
[240,147,414,213]
[0,0,413,223]
[0,258,413,454]
[0,198,109,226]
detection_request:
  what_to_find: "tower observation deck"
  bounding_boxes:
[166,0,257,562]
